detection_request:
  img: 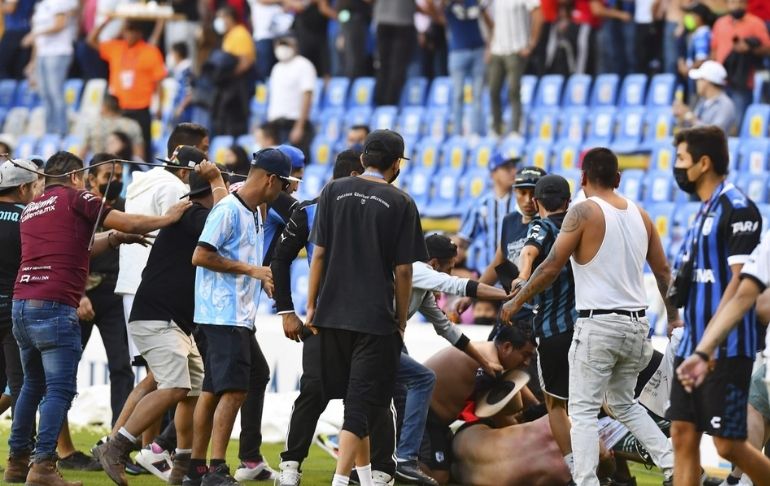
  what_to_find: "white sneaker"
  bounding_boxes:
[275,461,301,486]
[372,470,394,486]
[234,459,277,481]
[134,445,172,481]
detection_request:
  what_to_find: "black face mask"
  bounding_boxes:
[673,167,697,194]
[99,181,123,201]
[730,8,746,19]
[474,317,498,326]
[388,168,401,184]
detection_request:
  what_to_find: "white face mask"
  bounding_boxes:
[274,45,295,62]
[213,17,227,35]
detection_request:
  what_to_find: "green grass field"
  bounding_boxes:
[0,424,667,485]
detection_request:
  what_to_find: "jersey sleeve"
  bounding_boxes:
[197,202,235,252]
[740,232,770,292]
[73,190,111,225]
[726,205,762,266]
[395,198,429,265]
[98,39,120,62]
[524,219,548,252]
[693,30,711,61]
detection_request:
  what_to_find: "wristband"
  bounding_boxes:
[454,334,470,351]
[693,350,710,362]
[465,280,479,298]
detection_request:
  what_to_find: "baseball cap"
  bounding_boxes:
[251,147,301,182]
[489,151,520,172]
[277,144,306,170]
[0,159,38,189]
[157,145,207,168]
[514,166,547,188]
[181,167,231,199]
[363,129,410,162]
[425,234,458,260]
[534,174,571,200]
[689,60,727,86]
[682,2,715,24]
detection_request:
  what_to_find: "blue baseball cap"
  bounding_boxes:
[489,151,520,172]
[277,144,305,170]
[251,148,301,182]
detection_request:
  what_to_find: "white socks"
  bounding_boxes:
[564,453,575,478]
[356,464,374,486]
[118,427,137,444]
[332,474,350,486]
[175,448,192,455]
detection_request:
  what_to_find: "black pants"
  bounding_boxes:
[342,14,371,79]
[0,30,31,79]
[273,118,315,164]
[375,24,416,106]
[1,326,24,411]
[238,332,270,462]
[123,108,152,162]
[368,397,398,476]
[212,76,251,137]
[297,29,329,78]
[81,283,134,427]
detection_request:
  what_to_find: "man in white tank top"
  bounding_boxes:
[502,148,680,486]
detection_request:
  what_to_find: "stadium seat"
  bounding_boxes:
[641,108,674,150]
[396,106,425,139]
[253,82,269,113]
[427,76,453,109]
[64,79,84,112]
[371,105,399,130]
[563,74,591,108]
[15,135,38,159]
[552,141,581,172]
[498,137,525,162]
[558,108,588,144]
[644,170,674,203]
[14,80,40,108]
[318,108,345,142]
[583,107,616,148]
[407,167,433,210]
[344,106,373,131]
[738,138,770,174]
[323,77,350,110]
[458,169,489,213]
[728,136,740,170]
[533,74,564,109]
[3,107,29,137]
[758,203,770,231]
[646,74,676,108]
[528,109,558,142]
[25,107,46,138]
[619,169,645,201]
[424,109,449,141]
[400,76,429,108]
[440,136,469,174]
[611,107,645,153]
[311,136,334,166]
[209,135,234,164]
[0,79,16,108]
[236,134,256,153]
[424,170,461,218]
[754,72,767,104]
[61,134,83,155]
[297,164,329,201]
[159,78,179,121]
[590,74,620,107]
[649,143,675,171]
[0,108,7,127]
[520,75,537,111]
[37,134,61,159]
[740,104,770,139]
[290,261,310,313]
[79,79,107,115]
[618,74,648,108]
[736,171,769,204]
[347,77,376,107]
[525,140,552,171]
[648,202,675,239]
[310,79,324,121]
[468,137,498,171]
[413,137,441,174]
[556,168,582,195]
[672,201,701,230]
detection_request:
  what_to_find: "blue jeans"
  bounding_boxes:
[662,21,680,75]
[395,351,436,461]
[255,39,276,82]
[36,54,72,136]
[9,300,82,462]
[448,47,485,136]
[728,87,753,133]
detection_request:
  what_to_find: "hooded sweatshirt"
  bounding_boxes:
[114,167,188,295]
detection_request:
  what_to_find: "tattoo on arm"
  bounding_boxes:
[513,249,558,305]
[655,271,679,319]
[561,202,591,233]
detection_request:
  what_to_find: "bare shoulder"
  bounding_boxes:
[562,200,598,233]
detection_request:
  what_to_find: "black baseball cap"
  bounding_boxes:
[181,167,231,199]
[514,166,547,188]
[682,2,715,24]
[363,129,410,162]
[251,147,301,182]
[534,174,571,200]
[157,145,207,168]
[425,234,458,260]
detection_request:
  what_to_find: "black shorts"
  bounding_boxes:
[537,330,573,400]
[318,327,401,407]
[199,325,253,395]
[419,409,454,471]
[667,356,753,439]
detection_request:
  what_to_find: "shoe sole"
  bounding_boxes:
[134,452,171,482]
[394,471,438,486]
[96,447,128,486]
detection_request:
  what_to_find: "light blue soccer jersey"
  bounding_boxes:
[194,194,263,329]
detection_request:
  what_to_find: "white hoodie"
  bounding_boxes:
[114,167,188,295]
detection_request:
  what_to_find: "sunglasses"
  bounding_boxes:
[268,172,291,190]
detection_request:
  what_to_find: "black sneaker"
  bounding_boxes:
[201,464,239,486]
[125,460,149,475]
[58,451,102,471]
[182,475,203,486]
[395,460,439,486]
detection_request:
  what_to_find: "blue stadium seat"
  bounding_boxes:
[251,82,269,119]
[558,108,588,143]
[736,171,769,204]
[525,140,552,171]
[583,107,616,148]
[649,143,675,171]
[344,106,372,131]
[79,78,107,115]
[672,201,701,230]
[424,109,450,141]
[397,106,425,139]
[60,134,83,154]
[618,74,648,108]
[323,77,350,109]
[563,74,591,108]
[424,170,460,218]
[552,141,581,172]
[310,136,334,166]
[527,109,558,142]
[427,76,453,109]
[498,137,525,162]
[754,72,767,104]
[14,80,40,108]
[0,79,16,108]
[611,107,646,154]
[468,137,498,171]
[555,168,582,195]
[740,104,770,139]
[590,74,620,107]
[371,105,398,130]
[37,134,61,159]
[406,167,433,210]
[646,74,676,108]
[533,74,564,109]
[0,108,7,128]
[2,106,29,137]
[310,78,324,121]
[15,135,38,159]
[641,108,674,150]
[400,77,429,107]
[290,261,309,315]
[64,79,84,112]
[738,138,770,174]
[297,164,329,201]
[520,75,537,111]
[728,136,740,170]
[647,202,676,239]
[644,170,675,203]
[440,136,469,174]
[458,169,489,213]
[318,108,345,142]
[236,134,256,153]
[347,77,375,107]
[413,137,441,174]
[619,169,645,201]
[209,135,234,164]
[758,203,770,231]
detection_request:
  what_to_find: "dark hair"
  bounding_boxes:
[582,148,619,188]
[45,151,84,185]
[124,20,144,32]
[109,131,133,162]
[349,124,370,135]
[102,94,120,113]
[88,152,119,177]
[538,196,569,212]
[217,5,238,21]
[167,123,209,158]
[171,41,189,59]
[673,126,729,176]
[226,144,251,177]
[258,121,279,145]
[361,151,396,171]
[494,320,537,349]
[333,149,364,179]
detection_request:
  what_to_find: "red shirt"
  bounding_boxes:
[749,0,770,22]
[711,13,770,64]
[572,0,602,28]
[14,186,112,308]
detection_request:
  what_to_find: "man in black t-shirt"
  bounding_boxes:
[307,130,428,486]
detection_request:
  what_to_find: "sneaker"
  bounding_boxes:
[276,461,301,486]
[58,451,102,471]
[182,475,203,486]
[90,436,109,462]
[313,434,339,460]
[134,444,173,481]
[395,460,439,486]
[372,470,395,486]
[125,461,148,475]
[201,464,239,486]
[234,459,276,481]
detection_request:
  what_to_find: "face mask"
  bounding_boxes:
[730,8,746,19]
[474,317,497,326]
[99,181,123,201]
[388,168,401,184]
[673,167,697,194]
[683,13,697,32]
[213,17,227,35]
[274,45,295,62]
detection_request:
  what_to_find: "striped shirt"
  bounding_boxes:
[194,194,264,329]
[525,213,576,338]
[458,191,514,270]
[489,0,541,56]
[675,182,762,359]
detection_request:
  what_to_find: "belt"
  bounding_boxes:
[25,299,50,308]
[578,309,646,319]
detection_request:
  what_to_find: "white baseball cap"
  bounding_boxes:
[0,159,38,189]
[688,60,727,86]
